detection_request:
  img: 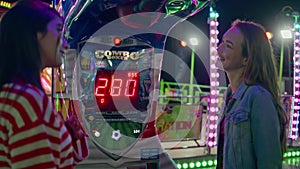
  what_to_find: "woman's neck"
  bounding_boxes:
[227,71,243,94]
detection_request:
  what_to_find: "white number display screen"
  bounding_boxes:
[94,70,139,111]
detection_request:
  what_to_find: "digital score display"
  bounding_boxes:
[94,70,139,112]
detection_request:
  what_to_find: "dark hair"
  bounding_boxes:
[0,0,61,89]
[232,19,288,154]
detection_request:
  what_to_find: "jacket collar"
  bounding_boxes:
[228,82,248,100]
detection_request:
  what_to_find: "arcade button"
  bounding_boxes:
[112,129,122,141]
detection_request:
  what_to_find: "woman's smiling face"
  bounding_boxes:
[38,16,68,68]
[217,26,247,73]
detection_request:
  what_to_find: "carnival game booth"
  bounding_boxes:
[39,0,300,168]
[48,0,211,168]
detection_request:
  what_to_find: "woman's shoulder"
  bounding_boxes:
[1,82,45,98]
[246,84,273,98]
[0,82,49,119]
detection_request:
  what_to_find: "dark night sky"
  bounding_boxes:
[187,0,300,39]
[216,0,300,36]
[163,0,300,86]
[1,0,298,87]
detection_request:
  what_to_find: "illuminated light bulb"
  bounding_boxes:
[189,162,195,168]
[113,37,122,46]
[210,20,216,26]
[211,98,216,103]
[180,41,187,47]
[88,116,95,121]
[215,116,218,120]
[210,12,216,18]
[94,131,100,137]
[211,107,216,112]
[182,163,188,169]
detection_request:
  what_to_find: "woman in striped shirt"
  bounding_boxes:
[0,0,88,168]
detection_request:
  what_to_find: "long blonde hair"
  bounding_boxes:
[233,19,287,154]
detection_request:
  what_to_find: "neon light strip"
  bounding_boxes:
[291,22,300,140]
[174,149,300,169]
[207,7,219,148]
[0,1,12,8]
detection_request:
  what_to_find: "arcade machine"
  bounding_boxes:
[52,0,210,168]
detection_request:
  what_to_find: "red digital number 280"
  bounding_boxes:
[95,78,137,97]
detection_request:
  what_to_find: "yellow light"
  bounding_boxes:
[0,1,12,8]
[180,40,187,47]
[265,31,273,40]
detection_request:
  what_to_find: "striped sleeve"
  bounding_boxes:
[0,83,88,169]
[0,83,57,169]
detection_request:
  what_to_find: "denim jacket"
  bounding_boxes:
[216,82,282,169]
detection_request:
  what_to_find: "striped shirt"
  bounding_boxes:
[0,82,88,169]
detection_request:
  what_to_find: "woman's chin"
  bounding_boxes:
[216,59,224,71]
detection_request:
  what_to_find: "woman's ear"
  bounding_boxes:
[37,32,43,41]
